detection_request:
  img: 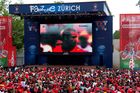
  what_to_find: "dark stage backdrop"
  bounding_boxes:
[24,16,112,67]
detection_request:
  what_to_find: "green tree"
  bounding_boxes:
[136,0,140,6]
[12,16,24,52]
[113,30,120,39]
[0,0,24,52]
[0,0,10,16]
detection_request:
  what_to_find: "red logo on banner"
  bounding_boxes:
[8,46,16,67]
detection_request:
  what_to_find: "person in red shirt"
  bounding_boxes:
[53,28,85,52]
[127,88,134,93]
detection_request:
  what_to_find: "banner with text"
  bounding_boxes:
[120,14,140,69]
[0,16,16,67]
[0,17,8,67]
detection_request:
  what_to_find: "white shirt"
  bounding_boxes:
[78,45,92,52]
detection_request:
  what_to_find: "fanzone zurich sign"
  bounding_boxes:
[9,2,105,14]
[29,5,81,13]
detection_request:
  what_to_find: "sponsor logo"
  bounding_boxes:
[95,21,108,31]
[93,3,98,11]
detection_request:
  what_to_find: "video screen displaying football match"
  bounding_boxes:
[40,23,92,53]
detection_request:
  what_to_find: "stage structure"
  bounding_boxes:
[9,1,113,67]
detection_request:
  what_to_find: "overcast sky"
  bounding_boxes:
[11,0,140,32]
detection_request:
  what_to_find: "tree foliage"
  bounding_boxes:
[136,0,140,6]
[0,0,10,16]
[0,0,24,52]
[12,16,24,52]
[113,30,120,39]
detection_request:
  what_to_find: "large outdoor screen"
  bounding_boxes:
[40,23,92,55]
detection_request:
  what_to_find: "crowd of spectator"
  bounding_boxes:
[0,66,140,93]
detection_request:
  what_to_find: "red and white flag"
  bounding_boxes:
[129,56,135,70]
